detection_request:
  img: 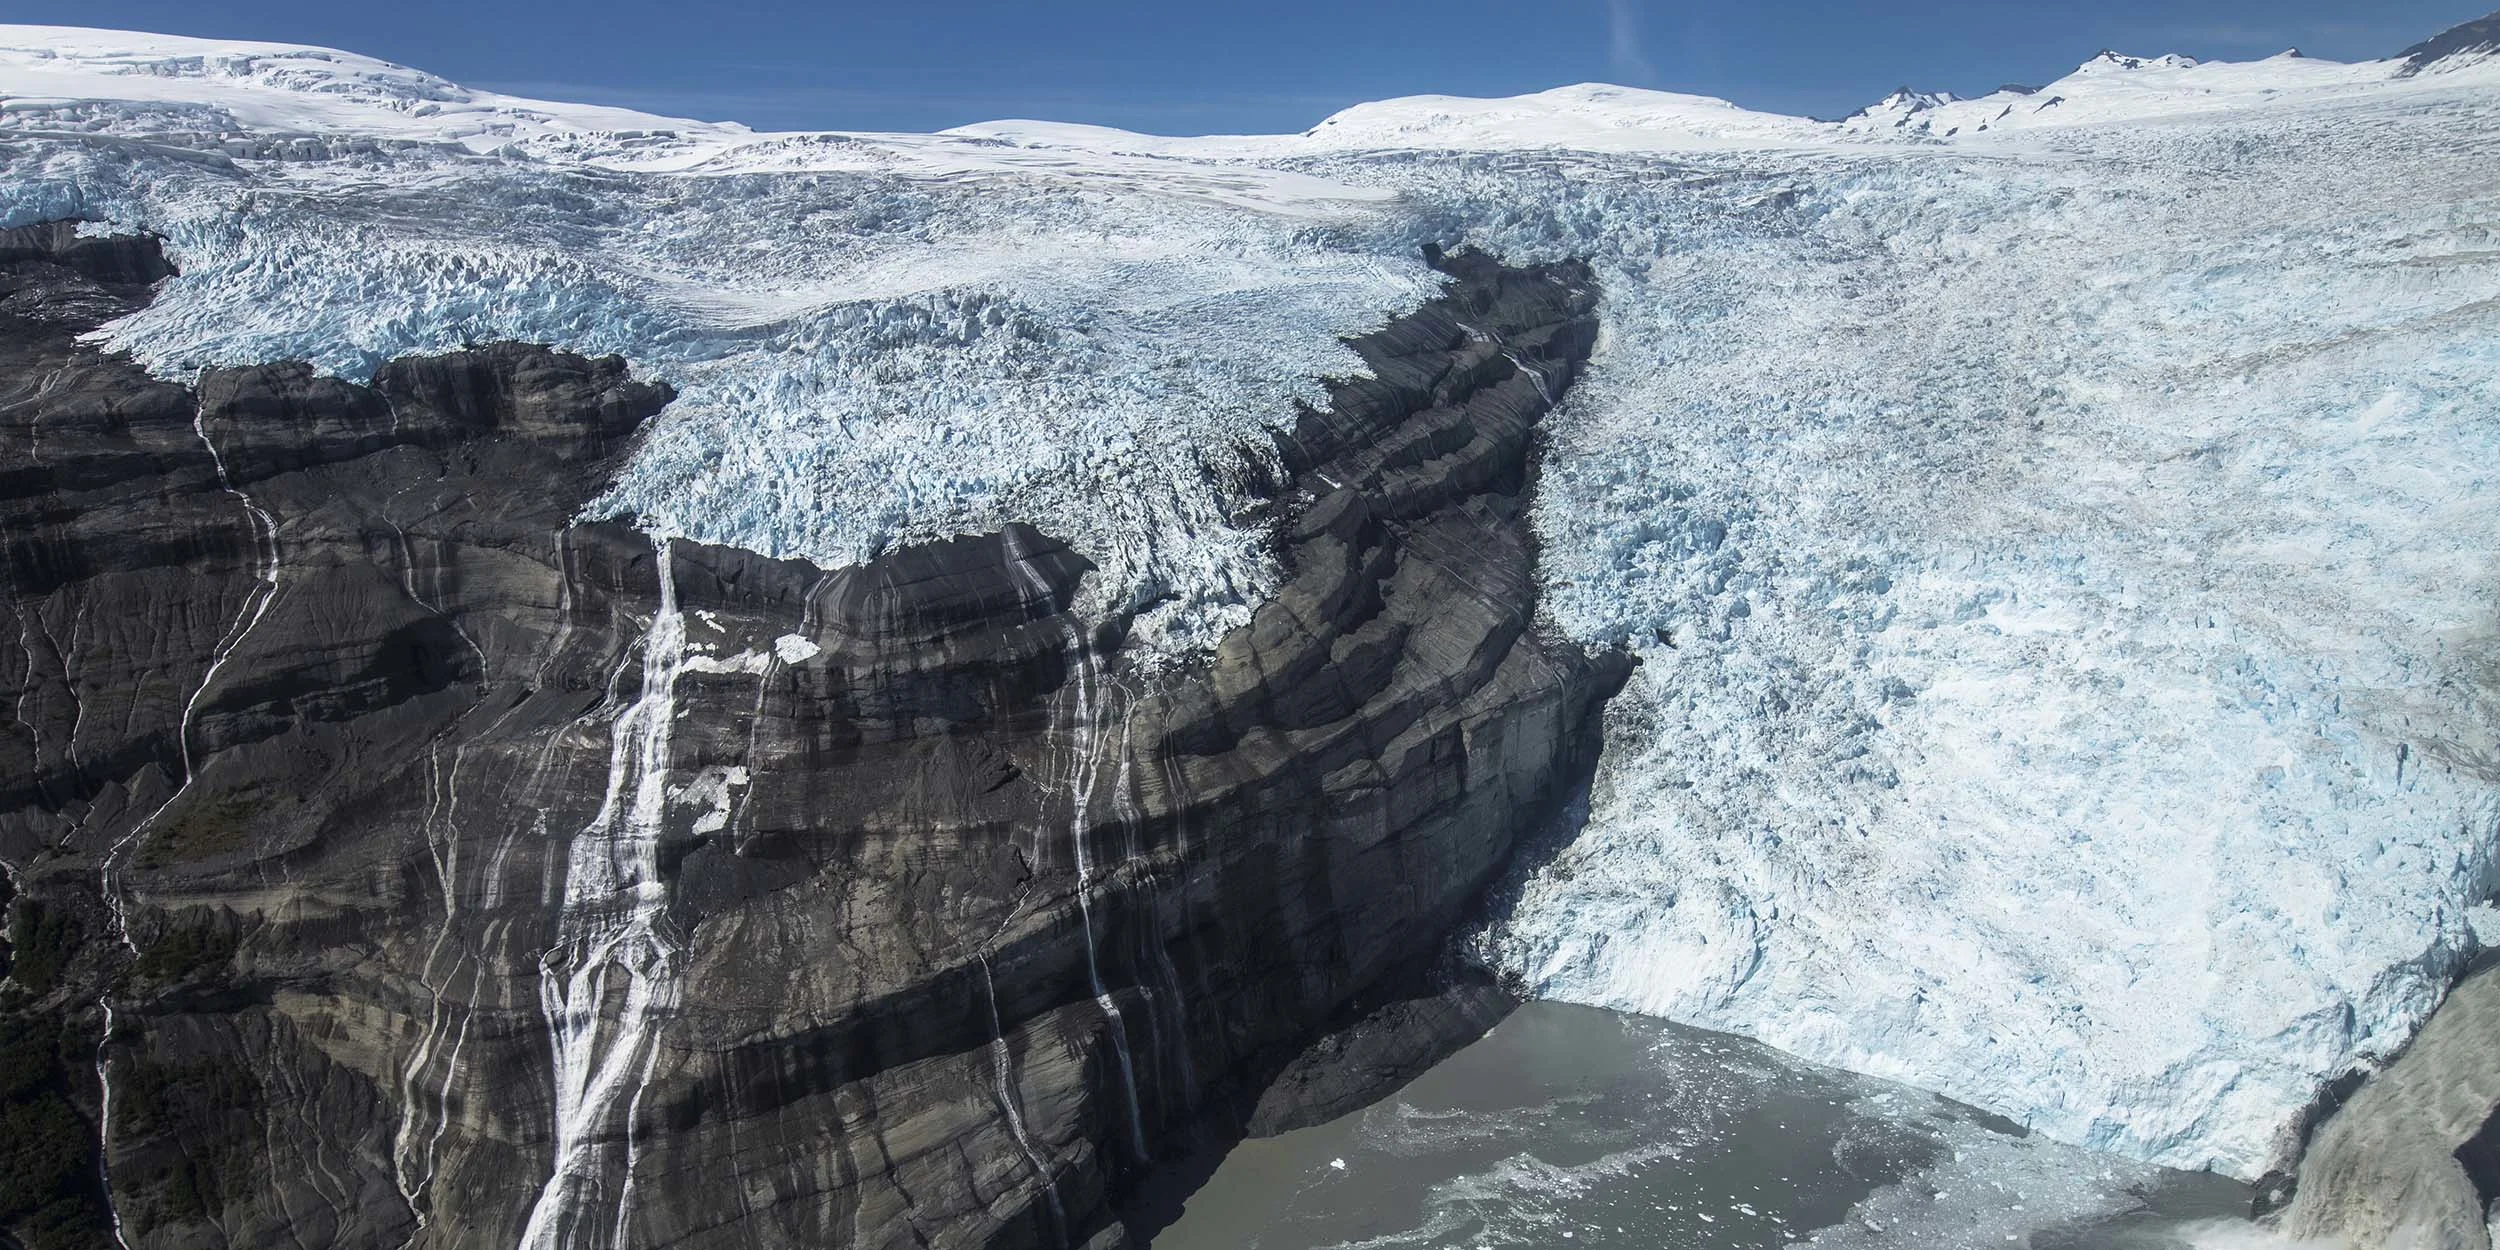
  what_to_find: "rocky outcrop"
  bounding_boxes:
[0,218,679,1250]
[2397,7,2500,75]
[2275,962,2500,1248]
[1240,967,1517,1138]
[0,222,1624,1250]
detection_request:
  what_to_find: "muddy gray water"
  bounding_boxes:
[1149,1002,2261,1250]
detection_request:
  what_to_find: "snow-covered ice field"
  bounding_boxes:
[1457,101,2500,1175]
[5,21,2498,1179]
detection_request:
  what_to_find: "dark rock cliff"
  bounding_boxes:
[0,220,1625,1250]
[2397,7,2500,74]
[2273,963,2500,1249]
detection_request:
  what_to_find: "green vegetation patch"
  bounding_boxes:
[0,1010,108,1250]
[118,1050,261,1233]
[5,900,78,998]
[128,924,238,987]
[138,793,261,868]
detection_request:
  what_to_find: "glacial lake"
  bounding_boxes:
[1145,1002,2262,1250]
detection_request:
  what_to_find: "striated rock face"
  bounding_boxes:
[0,222,1624,1250]
[0,217,679,1250]
[2277,963,2500,1249]
[2397,7,2500,74]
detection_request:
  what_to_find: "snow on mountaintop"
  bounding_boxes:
[971,82,1840,154]
[0,25,1390,214]
[958,37,2500,156]
[7,20,2493,165]
[3,13,2499,1190]
[2399,9,2500,75]
[1844,87,1961,129]
[0,24,732,153]
[1289,83,1832,151]
[1831,47,2416,140]
[946,87,1842,159]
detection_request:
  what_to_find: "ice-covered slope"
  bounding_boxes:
[1453,103,2500,1175]
[1830,49,2407,140]
[0,24,741,153]
[0,25,1431,650]
[5,15,2500,1182]
[2399,10,2500,75]
[1290,83,1834,151]
[962,44,2492,155]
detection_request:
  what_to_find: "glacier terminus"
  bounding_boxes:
[0,9,2497,1250]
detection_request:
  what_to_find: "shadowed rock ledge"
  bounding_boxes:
[2271,961,2500,1249]
[0,222,1625,1250]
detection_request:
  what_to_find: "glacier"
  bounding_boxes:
[1455,108,2500,1175]
[5,20,2499,1183]
[0,27,1443,651]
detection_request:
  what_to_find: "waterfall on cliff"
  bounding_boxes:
[520,537,691,1250]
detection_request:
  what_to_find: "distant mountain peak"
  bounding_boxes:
[1884,86,1958,107]
[2081,50,2200,72]
[2396,8,2500,76]
[1844,86,1960,127]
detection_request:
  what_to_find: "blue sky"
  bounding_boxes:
[16,1,2492,133]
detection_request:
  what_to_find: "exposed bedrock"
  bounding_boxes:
[0,223,1625,1250]
[2274,962,2500,1249]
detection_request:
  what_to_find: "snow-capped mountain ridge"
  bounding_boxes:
[1818,44,2436,140]
[0,24,737,155]
[1842,88,1960,130]
[960,37,2495,154]
[2083,50,2201,71]
[2399,9,2500,74]
[10,19,2499,165]
[1,7,2497,1195]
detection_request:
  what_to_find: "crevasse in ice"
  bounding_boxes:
[6,21,2498,1179]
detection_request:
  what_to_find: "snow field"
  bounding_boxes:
[7,20,2500,1179]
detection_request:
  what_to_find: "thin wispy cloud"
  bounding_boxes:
[1606,0,1660,84]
